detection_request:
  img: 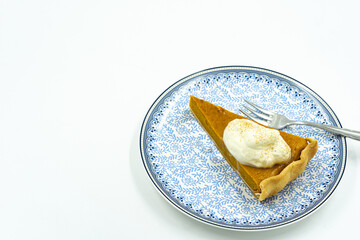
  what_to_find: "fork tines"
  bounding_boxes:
[240,99,272,126]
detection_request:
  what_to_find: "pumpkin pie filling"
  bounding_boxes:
[189,95,318,201]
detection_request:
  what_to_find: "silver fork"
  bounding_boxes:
[240,99,360,141]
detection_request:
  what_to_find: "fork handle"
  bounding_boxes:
[290,121,360,141]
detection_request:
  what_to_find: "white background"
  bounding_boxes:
[1,0,360,239]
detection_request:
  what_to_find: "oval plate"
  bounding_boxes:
[140,66,347,231]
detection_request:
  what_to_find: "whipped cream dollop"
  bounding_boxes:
[223,119,291,168]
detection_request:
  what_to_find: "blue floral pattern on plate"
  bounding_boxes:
[140,66,346,231]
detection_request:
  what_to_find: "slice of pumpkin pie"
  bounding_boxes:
[189,96,318,201]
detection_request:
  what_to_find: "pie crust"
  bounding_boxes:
[189,95,318,201]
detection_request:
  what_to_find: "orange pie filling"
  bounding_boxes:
[189,96,318,201]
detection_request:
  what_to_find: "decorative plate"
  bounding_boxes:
[140,66,346,231]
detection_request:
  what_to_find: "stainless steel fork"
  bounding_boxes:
[240,99,360,141]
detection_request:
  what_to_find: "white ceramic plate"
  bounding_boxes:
[140,66,346,231]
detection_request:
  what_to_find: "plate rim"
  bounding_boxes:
[139,65,347,231]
